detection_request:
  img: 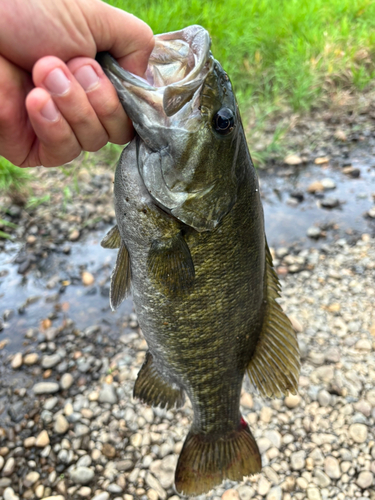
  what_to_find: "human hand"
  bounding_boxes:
[0,0,154,167]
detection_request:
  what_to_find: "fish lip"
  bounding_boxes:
[96,25,212,120]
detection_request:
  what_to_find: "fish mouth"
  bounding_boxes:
[96,25,213,126]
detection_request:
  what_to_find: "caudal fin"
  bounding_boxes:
[175,418,261,496]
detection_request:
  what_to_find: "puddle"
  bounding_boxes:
[260,146,375,248]
[0,231,133,354]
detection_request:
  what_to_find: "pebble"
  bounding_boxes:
[42,354,61,369]
[70,467,95,485]
[324,456,340,479]
[258,476,271,495]
[318,389,331,406]
[222,489,240,500]
[321,197,340,209]
[307,181,324,193]
[60,372,74,390]
[23,352,39,365]
[321,178,336,189]
[307,487,322,500]
[284,394,301,408]
[92,493,110,500]
[284,154,303,165]
[35,430,50,447]
[3,488,19,500]
[356,471,373,489]
[349,423,368,443]
[54,414,69,434]
[237,485,255,500]
[11,352,22,369]
[69,229,80,241]
[33,382,60,394]
[24,471,40,487]
[291,451,306,470]
[82,271,95,286]
[2,457,15,476]
[266,486,282,500]
[98,383,118,404]
[307,227,322,239]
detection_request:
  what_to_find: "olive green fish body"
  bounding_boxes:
[98,25,300,495]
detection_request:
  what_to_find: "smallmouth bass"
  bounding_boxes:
[97,25,300,496]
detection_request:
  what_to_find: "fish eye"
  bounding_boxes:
[213,108,235,135]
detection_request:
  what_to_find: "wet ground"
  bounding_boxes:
[0,143,374,361]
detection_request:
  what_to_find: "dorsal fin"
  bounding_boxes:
[101,225,121,249]
[247,244,300,398]
[110,241,131,311]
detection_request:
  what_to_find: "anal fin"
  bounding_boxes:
[101,225,121,249]
[147,232,194,297]
[247,243,301,398]
[134,351,185,409]
[110,241,131,311]
[175,418,261,496]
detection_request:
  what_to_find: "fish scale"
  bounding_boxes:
[97,24,300,496]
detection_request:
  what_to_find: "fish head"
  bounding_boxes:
[97,25,248,232]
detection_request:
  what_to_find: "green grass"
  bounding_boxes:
[106,0,375,110]
[0,157,30,193]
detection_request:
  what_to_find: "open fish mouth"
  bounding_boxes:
[96,25,213,122]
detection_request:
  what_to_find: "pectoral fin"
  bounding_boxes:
[147,233,194,297]
[101,225,121,249]
[110,241,131,311]
[247,244,300,398]
[134,351,185,409]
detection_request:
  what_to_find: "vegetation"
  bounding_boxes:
[106,0,375,110]
[0,157,30,194]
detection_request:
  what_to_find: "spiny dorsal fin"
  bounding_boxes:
[134,351,185,409]
[110,241,131,311]
[147,233,195,297]
[247,244,301,398]
[101,225,121,249]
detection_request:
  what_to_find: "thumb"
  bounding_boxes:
[81,0,154,76]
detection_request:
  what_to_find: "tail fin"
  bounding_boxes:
[175,418,261,496]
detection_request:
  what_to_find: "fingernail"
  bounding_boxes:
[44,68,70,95]
[40,99,59,122]
[74,65,100,91]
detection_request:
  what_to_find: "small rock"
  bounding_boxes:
[307,487,322,500]
[42,353,61,369]
[314,157,329,165]
[260,406,273,423]
[367,207,375,219]
[35,484,44,498]
[318,389,331,407]
[54,414,69,434]
[284,394,301,408]
[237,485,255,500]
[356,471,373,489]
[33,382,59,394]
[343,166,360,177]
[3,488,19,500]
[2,457,15,476]
[24,436,36,448]
[82,271,95,286]
[69,229,80,241]
[92,493,110,500]
[291,450,306,471]
[284,154,303,166]
[334,129,347,141]
[240,392,253,409]
[321,197,340,209]
[146,473,167,500]
[222,489,240,500]
[258,476,271,496]
[23,352,39,365]
[98,383,118,404]
[307,181,324,193]
[35,430,50,447]
[349,423,368,443]
[24,471,40,487]
[60,373,74,390]
[314,468,330,487]
[70,467,95,485]
[11,352,23,369]
[266,486,282,500]
[307,227,322,239]
[321,178,336,190]
[355,339,372,351]
[324,456,340,479]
